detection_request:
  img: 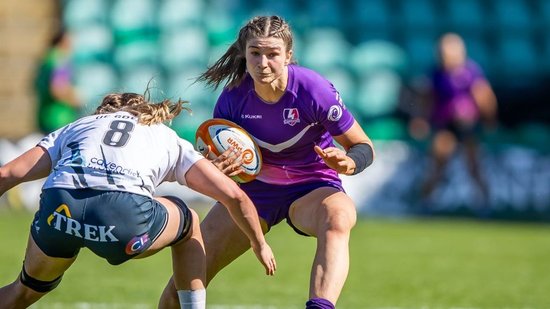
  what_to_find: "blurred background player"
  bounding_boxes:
[0,92,275,309]
[160,15,374,309]
[34,27,82,134]
[419,33,498,206]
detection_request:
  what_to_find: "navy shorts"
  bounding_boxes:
[31,188,171,265]
[239,180,344,236]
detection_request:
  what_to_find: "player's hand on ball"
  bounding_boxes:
[250,241,277,276]
[211,146,244,177]
[314,145,355,175]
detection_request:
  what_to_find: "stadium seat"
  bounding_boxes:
[255,0,298,22]
[159,26,209,73]
[166,66,219,110]
[72,24,113,64]
[401,34,438,77]
[171,107,212,143]
[63,0,109,30]
[347,0,393,43]
[398,0,439,30]
[445,0,486,32]
[540,0,550,26]
[110,0,157,44]
[363,117,407,140]
[301,28,352,72]
[158,0,205,30]
[73,63,119,109]
[118,65,164,96]
[496,35,538,79]
[491,0,533,33]
[316,66,357,110]
[349,40,408,78]
[113,39,159,70]
[355,69,402,119]
[203,8,240,47]
[304,0,344,28]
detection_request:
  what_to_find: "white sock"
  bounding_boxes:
[177,289,206,309]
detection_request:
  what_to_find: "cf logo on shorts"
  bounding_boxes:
[125,233,150,255]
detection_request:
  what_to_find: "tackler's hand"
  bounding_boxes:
[250,241,277,276]
[210,146,245,177]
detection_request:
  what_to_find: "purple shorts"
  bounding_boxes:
[239,180,344,235]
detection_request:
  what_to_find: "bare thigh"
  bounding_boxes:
[135,196,184,259]
[289,187,356,237]
[24,234,77,281]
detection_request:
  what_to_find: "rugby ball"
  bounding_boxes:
[195,118,262,183]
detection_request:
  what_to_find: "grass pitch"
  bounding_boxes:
[0,209,548,309]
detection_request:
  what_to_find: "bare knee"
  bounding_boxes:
[324,203,356,236]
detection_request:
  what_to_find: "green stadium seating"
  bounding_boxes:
[73,63,118,109]
[72,25,113,64]
[63,0,109,30]
[158,0,205,30]
[491,0,533,33]
[398,0,439,30]
[355,70,402,118]
[61,0,548,142]
[445,0,486,31]
[114,39,159,70]
[349,40,408,78]
[159,26,209,72]
[301,28,352,72]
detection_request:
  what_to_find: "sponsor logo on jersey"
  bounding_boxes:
[283,108,300,126]
[125,233,150,255]
[241,114,263,119]
[335,91,345,108]
[328,105,343,121]
[47,204,119,242]
[88,157,140,178]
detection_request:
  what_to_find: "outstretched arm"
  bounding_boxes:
[184,159,276,276]
[471,79,498,128]
[0,146,51,196]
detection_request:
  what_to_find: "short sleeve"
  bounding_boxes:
[36,125,68,167]
[213,90,232,120]
[313,81,355,136]
[166,137,205,186]
[467,60,485,81]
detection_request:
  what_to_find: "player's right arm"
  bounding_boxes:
[184,159,276,276]
[0,146,51,196]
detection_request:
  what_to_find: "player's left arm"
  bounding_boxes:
[471,78,497,127]
[0,146,52,196]
[314,120,375,175]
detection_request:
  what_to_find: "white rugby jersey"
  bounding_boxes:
[38,111,204,197]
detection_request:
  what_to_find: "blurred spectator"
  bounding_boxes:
[34,27,82,134]
[416,33,498,205]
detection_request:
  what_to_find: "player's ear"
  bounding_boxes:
[285,49,293,65]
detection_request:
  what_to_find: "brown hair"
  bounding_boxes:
[197,15,296,89]
[94,92,189,125]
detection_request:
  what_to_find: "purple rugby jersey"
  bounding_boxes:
[214,64,355,185]
[431,59,485,127]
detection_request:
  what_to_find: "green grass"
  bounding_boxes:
[0,209,549,308]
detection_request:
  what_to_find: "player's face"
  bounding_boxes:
[245,37,292,86]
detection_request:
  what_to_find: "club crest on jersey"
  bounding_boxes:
[328,105,343,121]
[283,108,300,126]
